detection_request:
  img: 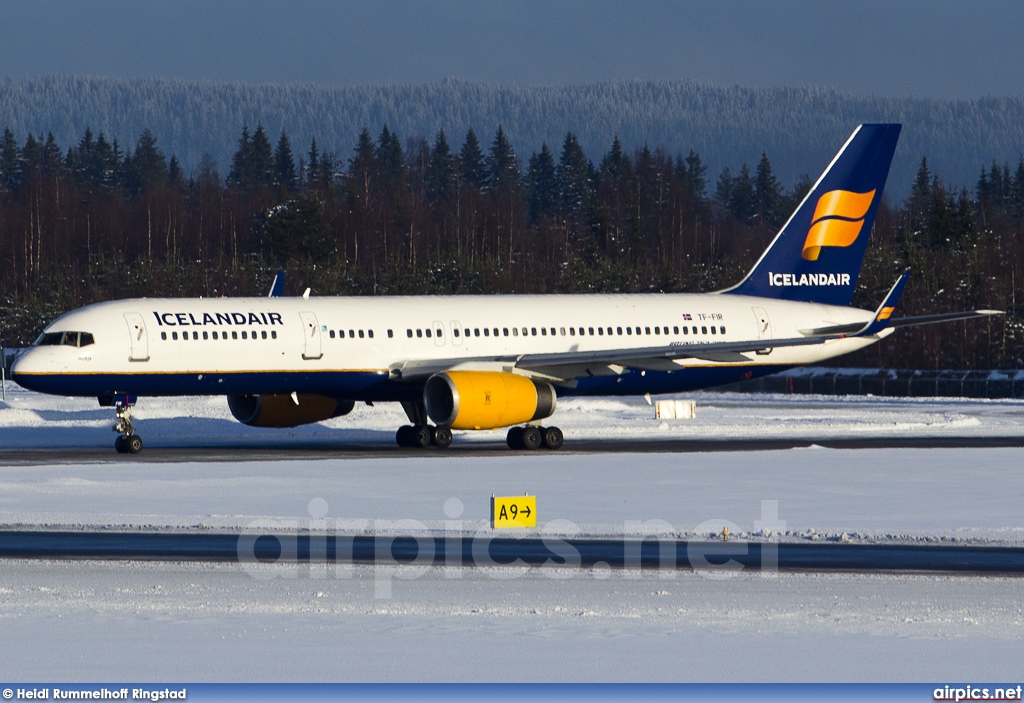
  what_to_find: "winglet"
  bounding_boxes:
[268,271,285,298]
[852,270,910,337]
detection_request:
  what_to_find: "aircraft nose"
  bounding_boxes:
[10,349,45,386]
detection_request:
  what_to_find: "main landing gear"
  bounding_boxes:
[506,425,563,451]
[396,423,452,448]
[112,401,143,454]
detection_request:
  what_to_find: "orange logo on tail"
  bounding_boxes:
[802,189,876,261]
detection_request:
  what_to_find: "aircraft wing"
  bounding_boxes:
[802,309,1002,336]
[391,333,840,383]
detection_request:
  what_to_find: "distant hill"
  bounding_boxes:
[3,75,1024,198]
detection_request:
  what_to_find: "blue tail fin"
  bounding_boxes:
[722,124,901,306]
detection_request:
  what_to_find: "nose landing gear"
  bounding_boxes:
[112,398,143,454]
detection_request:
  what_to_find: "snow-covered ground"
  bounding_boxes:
[1,387,1023,681]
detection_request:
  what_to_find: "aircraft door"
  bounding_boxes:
[299,311,323,360]
[123,312,150,362]
[752,306,772,340]
[450,321,463,346]
[432,320,446,347]
[751,306,773,355]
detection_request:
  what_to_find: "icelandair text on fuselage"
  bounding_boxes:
[9,689,185,700]
[152,310,283,327]
[768,272,851,287]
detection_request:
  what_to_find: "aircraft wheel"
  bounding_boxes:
[521,426,542,450]
[114,435,127,453]
[126,435,144,454]
[411,424,432,448]
[396,425,413,447]
[506,426,524,450]
[431,426,453,448]
[541,426,564,450]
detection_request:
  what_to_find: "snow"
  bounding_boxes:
[1,387,1023,681]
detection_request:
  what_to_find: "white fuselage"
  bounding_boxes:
[12,292,887,401]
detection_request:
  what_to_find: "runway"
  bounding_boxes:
[5,434,1024,465]
[2,530,1023,573]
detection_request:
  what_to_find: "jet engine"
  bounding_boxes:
[423,371,556,430]
[227,394,355,428]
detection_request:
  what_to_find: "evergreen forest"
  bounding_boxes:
[0,121,1020,371]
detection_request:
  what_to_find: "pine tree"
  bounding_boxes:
[459,128,486,190]
[376,125,406,184]
[228,125,252,189]
[1,127,21,192]
[487,125,519,192]
[127,128,168,195]
[526,143,557,223]
[305,137,317,189]
[728,164,756,225]
[426,130,455,205]
[714,167,734,210]
[678,149,707,199]
[557,132,592,221]
[250,123,274,188]
[909,156,932,230]
[167,155,184,188]
[754,152,783,228]
[273,129,296,191]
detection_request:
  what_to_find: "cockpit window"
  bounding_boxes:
[34,331,95,348]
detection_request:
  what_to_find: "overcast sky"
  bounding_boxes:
[2,0,1023,99]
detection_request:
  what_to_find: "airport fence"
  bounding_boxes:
[716,368,1024,399]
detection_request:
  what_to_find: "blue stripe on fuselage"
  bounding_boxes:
[14,365,790,400]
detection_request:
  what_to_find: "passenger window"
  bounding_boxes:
[387,329,393,338]
[559,327,565,336]
[212,331,218,340]
[541,328,547,336]
[369,330,374,338]
[530,328,537,336]
[203,331,209,340]
[358,330,364,338]
[484,328,490,337]
[683,327,688,335]
[271,331,277,339]
[262,330,268,339]
[710,326,716,335]
[626,327,632,335]
[512,328,519,336]
[569,328,575,336]
[161,332,167,341]
[425,329,432,338]
[654,327,660,335]
[673,326,679,334]
[663,327,669,334]
[330,330,335,338]
[416,329,422,338]
[348,330,354,338]
[407,329,413,338]
[701,326,707,334]
[454,329,460,337]
[616,327,622,335]
[720,326,725,334]
[644,327,651,335]
[503,328,509,336]
[588,327,594,335]
[172,332,178,340]
[522,328,528,336]
[474,328,480,337]
[598,327,604,335]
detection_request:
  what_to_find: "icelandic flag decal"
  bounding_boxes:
[682,313,692,320]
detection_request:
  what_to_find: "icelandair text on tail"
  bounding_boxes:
[768,272,851,287]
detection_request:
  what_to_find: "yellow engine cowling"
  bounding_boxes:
[227,394,355,428]
[423,371,556,430]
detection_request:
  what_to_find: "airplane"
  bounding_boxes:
[11,123,1000,453]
